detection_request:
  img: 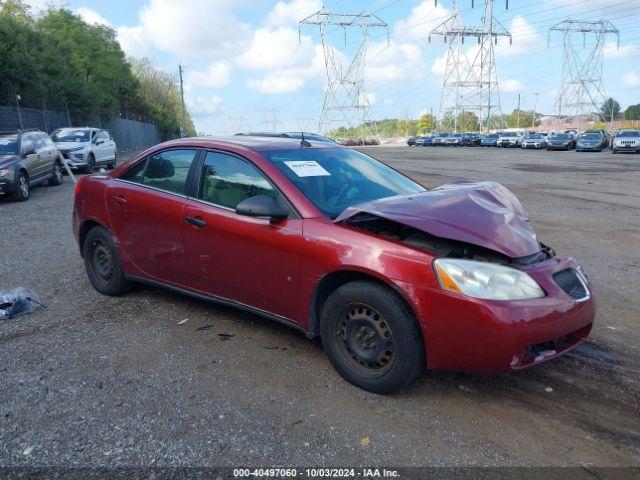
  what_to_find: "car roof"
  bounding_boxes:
[158,135,340,152]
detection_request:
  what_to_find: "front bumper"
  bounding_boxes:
[499,141,518,148]
[522,143,544,149]
[547,143,570,150]
[60,150,88,168]
[577,144,601,151]
[404,257,595,374]
[0,177,16,195]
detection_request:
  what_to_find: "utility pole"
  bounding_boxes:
[532,92,540,128]
[516,94,521,128]
[15,93,23,130]
[300,8,388,141]
[178,64,187,138]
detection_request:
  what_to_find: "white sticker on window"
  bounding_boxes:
[284,160,330,177]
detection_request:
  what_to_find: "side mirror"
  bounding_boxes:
[95,138,105,145]
[23,147,36,156]
[236,195,288,222]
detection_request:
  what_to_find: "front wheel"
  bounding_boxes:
[84,154,96,174]
[13,171,29,201]
[83,226,131,296]
[320,281,425,394]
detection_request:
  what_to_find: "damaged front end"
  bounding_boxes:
[335,180,555,266]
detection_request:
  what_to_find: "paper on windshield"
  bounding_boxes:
[284,160,330,177]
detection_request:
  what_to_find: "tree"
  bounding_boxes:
[130,58,195,139]
[504,109,540,128]
[416,113,435,134]
[599,97,620,122]
[456,111,479,132]
[624,104,640,121]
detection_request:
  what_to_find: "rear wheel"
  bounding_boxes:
[13,171,29,201]
[83,226,131,296]
[49,161,63,186]
[320,281,425,394]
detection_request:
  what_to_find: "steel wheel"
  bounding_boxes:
[91,239,114,284]
[336,303,395,375]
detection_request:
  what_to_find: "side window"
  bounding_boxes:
[142,149,197,195]
[198,151,278,210]
[34,133,48,149]
[119,158,148,183]
[96,131,109,141]
[21,135,34,155]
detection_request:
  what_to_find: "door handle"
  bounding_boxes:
[185,216,207,228]
[113,195,127,206]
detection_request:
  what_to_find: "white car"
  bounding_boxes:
[521,133,547,149]
[51,127,117,173]
[497,131,524,148]
[611,130,640,154]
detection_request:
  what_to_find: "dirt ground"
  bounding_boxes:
[1,146,639,469]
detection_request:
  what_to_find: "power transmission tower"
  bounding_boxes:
[178,64,187,138]
[300,8,388,141]
[262,108,280,132]
[430,0,511,132]
[549,20,619,118]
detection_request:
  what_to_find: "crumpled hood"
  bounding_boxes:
[335,179,541,258]
[0,154,19,168]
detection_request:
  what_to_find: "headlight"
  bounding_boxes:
[0,168,9,177]
[433,259,545,300]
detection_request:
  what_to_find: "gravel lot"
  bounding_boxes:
[1,146,639,468]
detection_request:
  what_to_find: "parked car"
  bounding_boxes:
[460,133,481,146]
[444,133,463,146]
[413,136,430,146]
[497,131,524,148]
[611,130,640,153]
[521,133,547,150]
[338,138,358,147]
[546,133,575,151]
[73,136,595,394]
[432,132,450,145]
[0,129,63,201]
[583,130,609,148]
[421,136,434,146]
[51,127,117,173]
[576,132,606,152]
[407,136,419,146]
[480,133,499,147]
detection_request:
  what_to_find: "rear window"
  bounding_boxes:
[0,134,18,155]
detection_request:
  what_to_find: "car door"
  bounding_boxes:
[182,150,303,321]
[20,134,41,182]
[35,133,56,173]
[105,148,199,286]
[93,130,111,163]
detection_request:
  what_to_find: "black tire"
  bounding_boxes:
[13,170,30,202]
[84,154,96,174]
[320,281,425,394]
[83,226,131,296]
[49,161,63,186]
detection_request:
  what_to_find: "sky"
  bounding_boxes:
[24,0,640,134]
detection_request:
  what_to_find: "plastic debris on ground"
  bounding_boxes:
[0,288,44,320]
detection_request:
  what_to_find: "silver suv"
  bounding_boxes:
[51,127,117,173]
[0,129,63,201]
[612,130,640,154]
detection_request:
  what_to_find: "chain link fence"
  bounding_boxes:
[0,103,161,153]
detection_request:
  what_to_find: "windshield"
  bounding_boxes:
[550,134,569,140]
[0,134,19,155]
[263,147,425,219]
[527,134,543,139]
[500,132,517,137]
[581,133,601,140]
[51,129,90,143]
[617,131,639,137]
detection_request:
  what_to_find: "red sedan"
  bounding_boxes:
[73,136,595,393]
